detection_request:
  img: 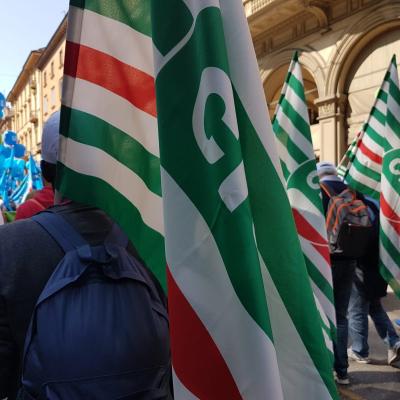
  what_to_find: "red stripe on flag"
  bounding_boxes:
[167,268,242,400]
[359,141,382,165]
[292,208,331,265]
[64,41,157,117]
[381,195,400,234]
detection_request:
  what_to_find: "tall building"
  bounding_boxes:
[245,0,400,162]
[6,49,43,155]
[37,17,67,127]
[6,16,66,156]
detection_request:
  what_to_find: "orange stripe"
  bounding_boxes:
[64,41,157,117]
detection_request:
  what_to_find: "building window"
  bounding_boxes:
[43,95,48,115]
[59,49,64,68]
[44,72,47,87]
[51,87,56,108]
[59,78,63,100]
[50,62,55,78]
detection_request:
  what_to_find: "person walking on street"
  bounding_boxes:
[348,197,400,367]
[318,161,362,385]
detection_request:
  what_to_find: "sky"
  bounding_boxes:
[0,0,69,98]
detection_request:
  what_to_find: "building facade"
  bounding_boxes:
[37,17,67,127]
[6,50,43,155]
[245,0,400,162]
[6,16,66,156]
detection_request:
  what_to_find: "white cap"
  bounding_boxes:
[41,111,60,164]
[316,161,337,177]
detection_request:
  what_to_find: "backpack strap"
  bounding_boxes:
[32,211,88,253]
[320,183,335,198]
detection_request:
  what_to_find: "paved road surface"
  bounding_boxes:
[339,290,400,400]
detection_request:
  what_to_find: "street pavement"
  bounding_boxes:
[338,289,400,400]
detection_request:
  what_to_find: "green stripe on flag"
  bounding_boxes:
[61,107,161,196]
[56,162,167,289]
[70,0,152,37]
[371,107,386,126]
[380,228,400,268]
[274,122,309,164]
[286,72,307,103]
[304,256,335,305]
[346,173,380,200]
[351,156,381,182]
[280,97,311,141]
[364,124,387,149]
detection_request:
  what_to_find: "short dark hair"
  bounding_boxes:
[40,160,57,186]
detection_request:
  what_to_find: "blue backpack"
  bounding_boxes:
[20,211,171,400]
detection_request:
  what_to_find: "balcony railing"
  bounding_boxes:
[244,0,276,16]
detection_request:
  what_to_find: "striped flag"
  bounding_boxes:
[337,131,361,179]
[272,52,336,350]
[153,2,337,399]
[380,55,400,297]
[344,61,393,200]
[57,0,166,288]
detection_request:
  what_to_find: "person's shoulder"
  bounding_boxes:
[0,217,39,235]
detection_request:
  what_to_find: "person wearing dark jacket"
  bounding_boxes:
[0,113,171,399]
[317,161,360,385]
[348,197,400,367]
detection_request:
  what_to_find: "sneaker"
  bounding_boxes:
[388,341,400,366]
[347,348,371,364]
[334,372,350,385]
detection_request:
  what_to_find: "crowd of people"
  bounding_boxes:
[0,113,398,399]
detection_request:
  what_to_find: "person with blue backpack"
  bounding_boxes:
[0,113,172,400]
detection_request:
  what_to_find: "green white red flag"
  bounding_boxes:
[153,2,336,399]
[58,0,338,398]
[337,130,361,179]
[57,0,166,288]
[380,55,400,298]
[272,52,336,350]
[343,61,392,200]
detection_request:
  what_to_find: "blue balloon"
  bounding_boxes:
[3,131,17,146]
[14,143,25,158]
[0,92,5,109]
[3,156,12,169]
[0,145,11,158]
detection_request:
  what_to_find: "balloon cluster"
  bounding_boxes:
[0,131,26,180]
[0,131,28,210]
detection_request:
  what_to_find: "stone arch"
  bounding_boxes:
[326,3,400,97]
[260,48,326,98]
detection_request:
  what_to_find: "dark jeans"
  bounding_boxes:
[332,258,356,377]
[349,283,399,357]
